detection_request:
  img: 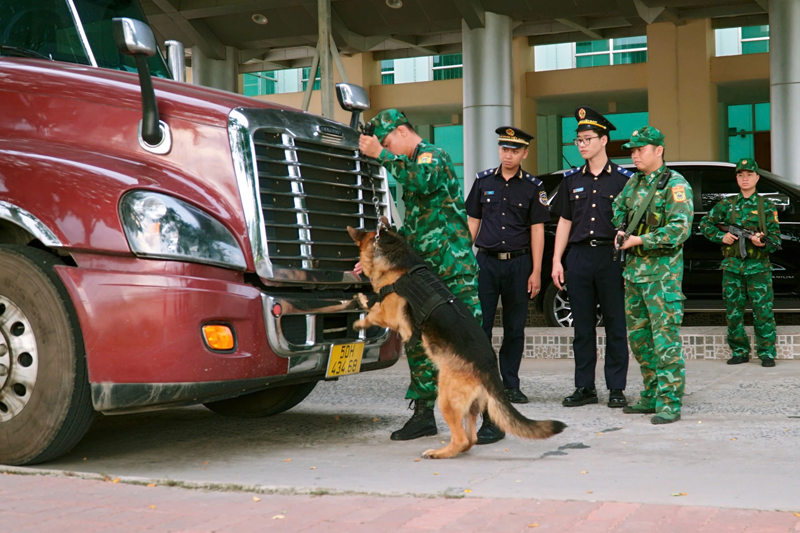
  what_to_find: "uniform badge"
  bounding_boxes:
[484,191,495,195]
[578,108,586,119]
[774,211,780,223]
[573,187,584,193]
[632,130,638,136]
[417,152,433,164]
[539,191,548,205]
[672,185,686,202]
[505,128,515,136]
[743,160,748,164]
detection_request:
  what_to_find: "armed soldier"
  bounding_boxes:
[699,158,780,367]
[612,126,693,425]
[358,109,482,440]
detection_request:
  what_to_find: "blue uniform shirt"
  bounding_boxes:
[551,162,633,244]
[465,166,551,252]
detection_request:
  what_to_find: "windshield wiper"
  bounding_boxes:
[0,46,50,60]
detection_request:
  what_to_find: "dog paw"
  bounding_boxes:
[421,449,439,459]
[356,293,370,309]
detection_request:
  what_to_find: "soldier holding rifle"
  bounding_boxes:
[699,158,780,367]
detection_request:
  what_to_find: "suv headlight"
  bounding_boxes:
[120,191,246,270]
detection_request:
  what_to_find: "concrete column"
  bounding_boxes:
[646,20,718,160]
[462,11,513,196]
[769,0,800,182]
[191,45,238,93]
[512,35,537,175]
[318,0,335,118]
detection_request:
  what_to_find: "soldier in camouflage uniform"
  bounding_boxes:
[358,109,482,440]
[611,126,693,425]
[699,158,779,367]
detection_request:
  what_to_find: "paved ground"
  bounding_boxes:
[2,473,800,532]
[4,359,799,510]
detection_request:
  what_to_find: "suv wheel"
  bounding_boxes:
[0,245,94,465]
[542,280,603,328]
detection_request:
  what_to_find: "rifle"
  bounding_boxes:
[613,220,629,262]
[716,223,782,259]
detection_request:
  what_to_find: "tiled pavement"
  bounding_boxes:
[2,473,799,533]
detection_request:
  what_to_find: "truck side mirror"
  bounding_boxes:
[335,83,370,129]
[112,18,165,149]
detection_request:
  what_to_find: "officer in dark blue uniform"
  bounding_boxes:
[465,126,550,444]
[551,107,633,408]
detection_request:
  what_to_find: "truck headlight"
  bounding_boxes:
[120,191,246,270]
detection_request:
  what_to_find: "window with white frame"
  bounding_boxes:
[432,54,463,80]
[575,37,647,68]
[381,60,395,85]
[715,25,770,56]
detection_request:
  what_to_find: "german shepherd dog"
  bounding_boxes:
[348,222,566,459]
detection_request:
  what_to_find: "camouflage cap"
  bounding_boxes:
[622,126,665,149]
[735,158,759,173]
[369,109,409,143]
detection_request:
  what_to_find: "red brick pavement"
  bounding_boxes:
[1,473,799,533]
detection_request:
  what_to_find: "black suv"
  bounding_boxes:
[534,162,800,327]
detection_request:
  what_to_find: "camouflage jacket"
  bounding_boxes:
[611,164,693,283]
[699,192,780,275]
[377,140,478,284]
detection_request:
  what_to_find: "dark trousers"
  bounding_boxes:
[565,244,628,390]
[477,252,532,389]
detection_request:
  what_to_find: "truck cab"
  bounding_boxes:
[0,0,399,465]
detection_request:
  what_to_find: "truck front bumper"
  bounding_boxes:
[55,260,400,414]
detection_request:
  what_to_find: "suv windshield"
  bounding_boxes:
[0,0,170,78]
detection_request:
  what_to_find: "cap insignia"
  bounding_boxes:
[506,128,515,136]
[578,108,586,119]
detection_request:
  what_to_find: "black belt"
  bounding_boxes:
[573,239,614,247]
[478,248,530,260]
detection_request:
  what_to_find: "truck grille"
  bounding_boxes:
[252,130,387,271]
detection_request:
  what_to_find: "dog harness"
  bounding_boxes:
[367,264,457,347]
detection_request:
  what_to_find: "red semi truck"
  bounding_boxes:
[0,1,398,465]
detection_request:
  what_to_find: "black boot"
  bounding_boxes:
[390,400,437,441]
[476,412,505,445]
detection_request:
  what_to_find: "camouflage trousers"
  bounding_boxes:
[625,278,686,415]
[405,275,482,407]
[723,270,776,361]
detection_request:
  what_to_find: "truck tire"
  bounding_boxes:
[0,245,94,465]
[204,382,317,418]
[542,279,604,328]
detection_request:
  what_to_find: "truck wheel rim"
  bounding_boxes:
[0,296,39,422]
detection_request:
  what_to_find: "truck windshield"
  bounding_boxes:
[0,0,171,78]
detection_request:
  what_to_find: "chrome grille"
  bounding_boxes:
[252,129,387,271]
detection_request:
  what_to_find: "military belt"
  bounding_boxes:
[478,248,530,260]
[574,239,615,247]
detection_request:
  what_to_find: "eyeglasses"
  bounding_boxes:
[573,136,599,147]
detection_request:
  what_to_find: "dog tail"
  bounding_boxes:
[485,376,566,440]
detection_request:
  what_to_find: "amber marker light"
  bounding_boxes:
[203,325,235,351]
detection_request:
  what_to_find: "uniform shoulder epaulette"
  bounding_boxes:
[616,166,635,178]
[563,167,581,177]
[522,170,543,186]
[476,167,497,179]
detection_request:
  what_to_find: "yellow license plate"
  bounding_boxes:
[326,342,364,378]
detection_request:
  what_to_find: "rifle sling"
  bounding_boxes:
[627,167,671,232]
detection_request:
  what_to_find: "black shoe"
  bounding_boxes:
[607,389,628,408]
[505,387,529,404]
[761,358,776,367]
[562,387,598,407]
[727,356,749,365]
[476,414,505,445]
[390,400,437,441]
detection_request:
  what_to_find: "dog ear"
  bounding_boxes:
[347,226,367,244]
[380,216,390,229]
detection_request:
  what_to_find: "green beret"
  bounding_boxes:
[369,109,409,143]
[622,126,665,149]
[735,158,759,173]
